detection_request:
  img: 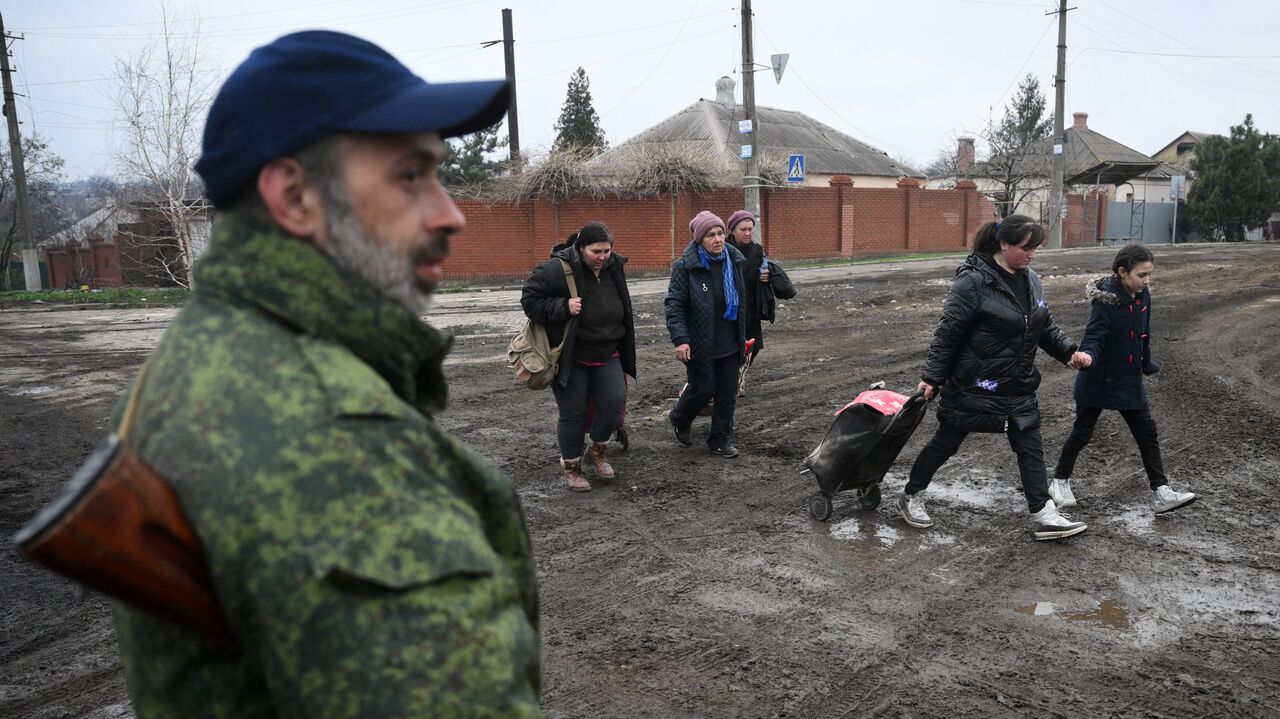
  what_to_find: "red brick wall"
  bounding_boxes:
[843,188,908,255]
[90,238,124,287]
[441,184,997,281]
[763,187,840,259]
[1061,191,1108,247]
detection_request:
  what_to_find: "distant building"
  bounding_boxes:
[1152,130,1216,167]
[591,77,922,189]
[41,201,211,288]
[930,112,1172,217]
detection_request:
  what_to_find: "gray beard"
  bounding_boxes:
[319,195,433,320]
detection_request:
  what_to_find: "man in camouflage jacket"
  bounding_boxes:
[109,32,541,717]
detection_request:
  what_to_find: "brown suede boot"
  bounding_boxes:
[562,457,591,492]
[586,442,615,479]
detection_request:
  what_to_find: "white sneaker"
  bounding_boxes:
[1030,499,1087,541]
[898,491,933,529]
[1153,485,1197,514]
[1048,478,1078,508]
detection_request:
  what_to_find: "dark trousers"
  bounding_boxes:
[671,354,739,448]
[906,421,1052,513]
[1053,403,1167,489]
[550,356,625,460]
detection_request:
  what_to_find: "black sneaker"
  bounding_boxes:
[670,414,693,447]
[710,444,740,458]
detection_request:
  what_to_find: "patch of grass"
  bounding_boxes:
[0,287,191,307]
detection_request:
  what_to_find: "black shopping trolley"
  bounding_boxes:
[803,384,930,521]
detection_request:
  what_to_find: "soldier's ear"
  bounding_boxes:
[257,158,327,241]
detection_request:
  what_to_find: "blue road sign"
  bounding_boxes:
[787,154,805,183]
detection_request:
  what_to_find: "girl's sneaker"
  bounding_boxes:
[1047,478,1077,508]
[1153,485,1197,514]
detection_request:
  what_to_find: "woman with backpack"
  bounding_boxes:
[1048,243,1197,514]
[900,215,1094,541]
[520,222,635,492]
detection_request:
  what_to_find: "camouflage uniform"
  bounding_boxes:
[110,214,542,718]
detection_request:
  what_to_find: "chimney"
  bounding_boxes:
[1073,112,1089,130]
[715,76,736,106]
[957,137,975,176]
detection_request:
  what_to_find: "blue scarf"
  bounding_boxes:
[697,245,739,321]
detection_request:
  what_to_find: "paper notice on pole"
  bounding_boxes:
[740,144,753,159]
[739,119,752,133]
[1053,144,1064,155]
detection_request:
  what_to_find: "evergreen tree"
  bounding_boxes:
[1187,114,1280,242]
[438,124,508,188]
[553,67,607,154]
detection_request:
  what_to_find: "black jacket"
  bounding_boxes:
[1073,275,1159,410]
[728,237,767,351]
[520,244,636,387]
[665,241,748,370]
[922,253,1077,432]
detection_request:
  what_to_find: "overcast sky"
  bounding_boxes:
[6,0,1278,181]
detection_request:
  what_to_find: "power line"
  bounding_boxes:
[602,0,704,117]
[522,9,733,45]
[1094,0,1279,78]
[17,0,496,42]
[1076,47,1280,61]
[755,24,910,157]
[524,26,736,83]
[1072,18,1280,96]
[1078,5,1280,80]
[956,0,1051,6]
[989,17,1057,114]
[13,0,370,31]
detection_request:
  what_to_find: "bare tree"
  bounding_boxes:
[976,74,1054,218]
[111,5,214,287]
[1,135,65,290]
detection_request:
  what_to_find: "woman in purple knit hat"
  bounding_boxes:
[725,210,769,370]
[665,211,749,457]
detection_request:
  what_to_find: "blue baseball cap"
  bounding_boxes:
[196,30,510,206]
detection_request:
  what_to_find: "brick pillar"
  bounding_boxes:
[957,179,977,249]
[830,175,853,257]
[760,188,771,257]
[898,177,921,251]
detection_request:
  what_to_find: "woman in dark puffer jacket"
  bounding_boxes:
[1049,243,1196,515]
[899,215,1095,541]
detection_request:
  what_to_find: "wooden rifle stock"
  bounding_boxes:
[14,435,234,643]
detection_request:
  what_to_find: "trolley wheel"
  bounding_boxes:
[856,484,882,511]
[614,426,629,452]
[807,493,834,522]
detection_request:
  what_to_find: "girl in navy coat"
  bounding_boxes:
[1049,244,1197,514]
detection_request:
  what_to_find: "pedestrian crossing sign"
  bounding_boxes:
[787,154,805,183]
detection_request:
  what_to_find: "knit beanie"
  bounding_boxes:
[726,210,755,233]
[689,210,726,243]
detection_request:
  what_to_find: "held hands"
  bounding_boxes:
[917,381,936,401]
[675,344,692,363]
[1067,351,1092,370]
[759,270,770,282]
[568,297,583,316]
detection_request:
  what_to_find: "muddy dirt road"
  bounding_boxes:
[3,243,1278,718]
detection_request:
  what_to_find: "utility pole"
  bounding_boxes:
[0,13,40,290]
[501,8,521,173]
[1046,0,1073,249]
[741,0,761,243]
